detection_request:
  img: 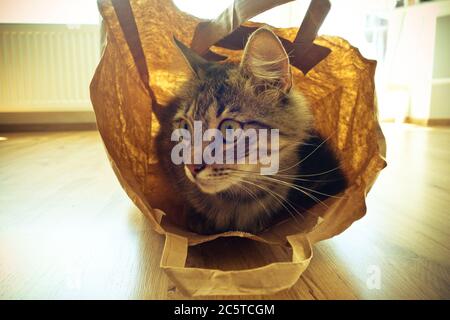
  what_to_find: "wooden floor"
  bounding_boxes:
[0,124,449,299]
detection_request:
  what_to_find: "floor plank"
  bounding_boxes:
[0,124,449,299]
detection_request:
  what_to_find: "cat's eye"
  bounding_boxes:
[177,119,191,131]
[219,119,242,143]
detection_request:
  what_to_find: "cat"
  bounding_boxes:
[156,27,347,235]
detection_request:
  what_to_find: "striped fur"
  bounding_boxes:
[155,28,346,234]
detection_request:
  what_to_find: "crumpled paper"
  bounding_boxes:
[90,0,386,296]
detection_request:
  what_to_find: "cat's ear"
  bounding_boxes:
[173,36,208,79]
[240,28,292,92]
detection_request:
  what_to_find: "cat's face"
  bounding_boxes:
[171,28,312,195]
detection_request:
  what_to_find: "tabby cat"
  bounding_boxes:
[156,28,346,235]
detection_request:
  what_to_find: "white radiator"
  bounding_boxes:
[0,24,101,112]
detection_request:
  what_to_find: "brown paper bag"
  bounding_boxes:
[90,0,386,296]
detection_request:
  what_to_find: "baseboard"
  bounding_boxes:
[427,118,450,126]
[405,117,450,127]
[405,117,429,126]
[0,111,97,132]
[0,123,97,132]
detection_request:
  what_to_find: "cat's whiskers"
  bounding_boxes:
[212,173,303,231]
[226,168,344,200]
[252,175,329,209]
[258,175,343,200]
[274,165,343,178]
[229,170,332,209]
[227,176,273,220]
[225,166,342,182]
[276,131,336,173]
[234,173,318,219]
[227,171,306,228]
[239,178,306,229]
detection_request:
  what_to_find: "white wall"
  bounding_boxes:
[430,14,450,119]
[0,1,101,113]
[1,0,448,121]
[383,0,450,121]
[0,0,100,24]
[0,24,101,112]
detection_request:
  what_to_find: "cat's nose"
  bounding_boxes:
[186,163,206,177]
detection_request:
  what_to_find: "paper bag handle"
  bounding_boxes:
[191,0,294,54]
[191,0,331,74]
[160,232,312,296]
